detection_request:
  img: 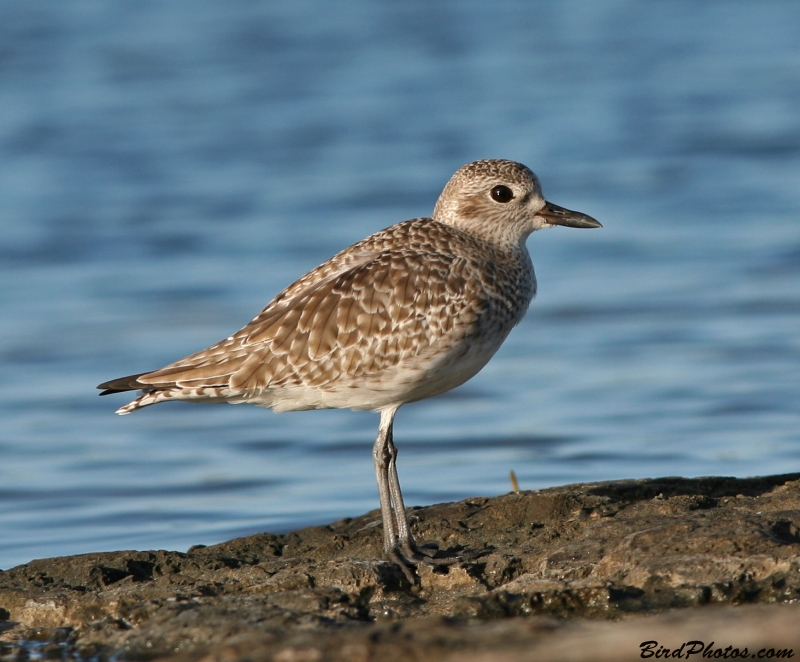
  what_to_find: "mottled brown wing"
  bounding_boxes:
[135,250,481,396]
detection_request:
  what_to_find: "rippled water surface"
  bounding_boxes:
[2,1,800,569]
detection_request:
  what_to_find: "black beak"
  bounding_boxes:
[538,201,602,229]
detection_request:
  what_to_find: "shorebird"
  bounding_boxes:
[98,159,601,582]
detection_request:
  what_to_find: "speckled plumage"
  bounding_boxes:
[99,159,601,580]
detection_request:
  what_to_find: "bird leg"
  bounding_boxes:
[373,408,461,582]
[385,428,431,559]
[373,408,402,559]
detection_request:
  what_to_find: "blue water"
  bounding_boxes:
[1,1,800,570]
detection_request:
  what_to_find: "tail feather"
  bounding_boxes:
[115,391,166,415]
[99,370,235,415]
[99,371,162,415]
[97,372,150,396]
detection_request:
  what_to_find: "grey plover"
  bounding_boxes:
[99,159,601,581]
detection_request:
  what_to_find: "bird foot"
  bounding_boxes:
[386,541,470,584]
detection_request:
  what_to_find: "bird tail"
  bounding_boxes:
[97,373,149,395]
[97,372,163,415]
[114,391,168,415]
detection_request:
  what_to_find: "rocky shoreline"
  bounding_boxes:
[2,474,800,661]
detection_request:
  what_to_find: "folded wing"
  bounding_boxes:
[104,247,482,408]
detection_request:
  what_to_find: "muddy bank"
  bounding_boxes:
[2,474,800,661]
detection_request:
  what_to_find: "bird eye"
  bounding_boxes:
[491,185,514,203]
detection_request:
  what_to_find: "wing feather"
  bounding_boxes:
[134,247,484,398]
